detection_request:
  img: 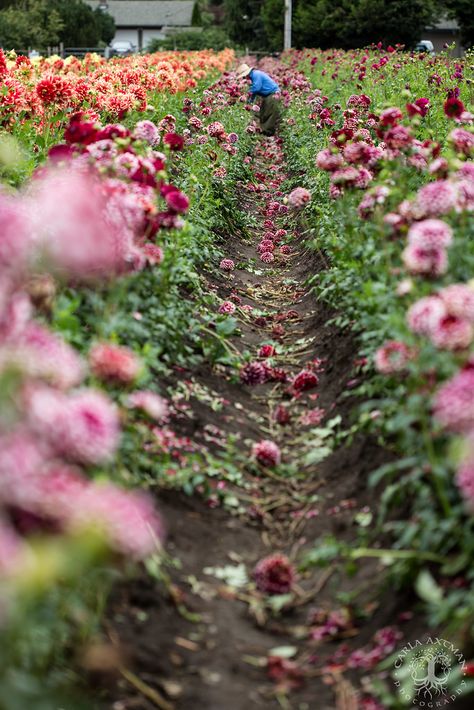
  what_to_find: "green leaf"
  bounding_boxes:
[415,570,443,605]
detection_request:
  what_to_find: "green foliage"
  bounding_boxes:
[0,0,115,50]
[147,27,233,52]
[223,0,267,50]
[445,0,474,48]
[261,0,284,51]
[0,0,64,50]
[294,0,441,50]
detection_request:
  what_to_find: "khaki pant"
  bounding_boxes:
[259,94,281,136]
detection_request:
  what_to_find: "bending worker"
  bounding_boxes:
[236,63,281,137]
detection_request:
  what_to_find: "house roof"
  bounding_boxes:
[427,16,460,31]
[85,1,195,27]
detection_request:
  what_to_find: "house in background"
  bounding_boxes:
[85,1,198,51]
[423,17,464,57]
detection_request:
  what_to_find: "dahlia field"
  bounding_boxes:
[0,45,473,708]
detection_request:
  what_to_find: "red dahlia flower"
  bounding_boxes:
[163,132,185,151]
[444,97,466,119]
[254,553,295,594]
[293,370,319,391]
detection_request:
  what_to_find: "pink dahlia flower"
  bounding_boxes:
[218,301,236,314]
[456,454,474,505]
[260,251,275,263]
[288,187,311,209]
[133,120,160,146]
[127,390,169,423]
[71,485,163,559]
[11,322,85,390]
[30,388,121,465]
[413,180,457,218]
[0,194,31,274]
[316,149,343,171]
[254,553,295,594]
[379,107,403,126]
[219,258,235,271]
[89,343,142,384]
[240,361,268,385]
[429,315,473,351]
[259,344,276,358]
[402,244,447,277]
[439,284,474,321]
[280,245,291,255]
[257,240,275,253]
[407,219,453,248]
[449,128,474,156]
[384,125,412,150]
[142,243,164,265]
[407,296,447,335]
[293,370,319,391]
[433,369,474,432]
[374,341,412,374]
[252,440,281,467]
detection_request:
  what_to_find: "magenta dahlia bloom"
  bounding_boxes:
[254,553,295,594]
[280,245,291,255]
[379,107,403,126]
[429,314,473,351]
[374,341,412,374]
[218,300,236,314]
[142,243,164,265]
[165,189,190,214]
[402,244,447,277]
[127,390,169,423]
[444,97,465,119]
[163,132,184,151]
[433,369,474,432]
[407,219,453,249]
[240,361,268,385]
[439,284,474,321]
[252,440,281,467]
[219,258,235,271]
[288,187,311,209]
[89,343,142,384]
[407,296,447,335]
[293,370,319,391]
[260,251,275,263]
[259,344,276,358]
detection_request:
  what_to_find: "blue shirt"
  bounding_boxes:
[248,69,279,99]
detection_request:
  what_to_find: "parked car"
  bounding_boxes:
[414,40,435,55]
[107,40,136,58]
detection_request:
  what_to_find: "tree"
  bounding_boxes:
[261,0,284,51]
[0,0,64,50]
[49,0,115,47]
[223,0,267,50]
[287,0,442,50]
[147,28,233,52]
[444,0,474,48]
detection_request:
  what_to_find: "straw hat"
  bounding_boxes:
[236,63,252,79]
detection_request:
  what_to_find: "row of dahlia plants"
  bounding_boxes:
[270,47,474,699]
[0,51,250,701]
[0,46,234,163]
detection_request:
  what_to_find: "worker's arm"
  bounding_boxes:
[248,71,263,101]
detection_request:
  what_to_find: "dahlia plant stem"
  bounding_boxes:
[421,412,453,518]
[350,547,448,565]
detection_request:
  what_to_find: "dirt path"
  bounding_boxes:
[102,136,407,710]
